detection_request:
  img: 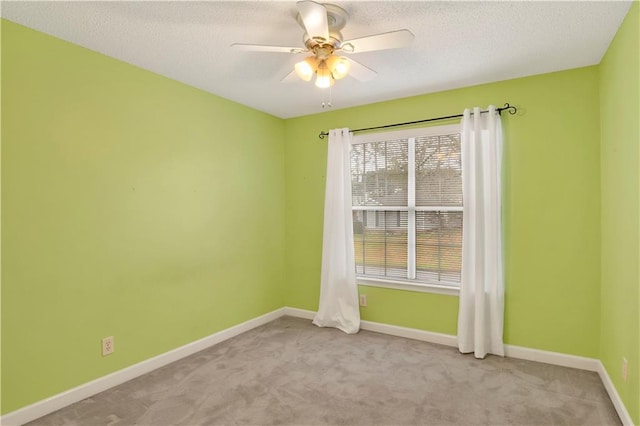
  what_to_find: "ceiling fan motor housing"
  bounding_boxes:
[303,31,343,53]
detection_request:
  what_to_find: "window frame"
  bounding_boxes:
[351,124,462,296]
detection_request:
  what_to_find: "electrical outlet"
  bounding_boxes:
[622,357,628,382]
[102,336,114,356]
[359,294,368,307]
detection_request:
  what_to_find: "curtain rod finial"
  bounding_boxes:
[319,131,329,140]
[501,103,517,115]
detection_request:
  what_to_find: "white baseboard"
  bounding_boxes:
[284,307,455,347]
[503,344,600,372]
[360,320,458,347]
[1,308,285,426]
[3,306,633,426]
[282,306,315,320]
[597,361,635,426]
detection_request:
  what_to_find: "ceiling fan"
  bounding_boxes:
[231,1,415,89]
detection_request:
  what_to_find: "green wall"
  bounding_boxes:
[599,2,640,423]
[2,4,639,421]
[1,20,286,413]
[285,67,602,357]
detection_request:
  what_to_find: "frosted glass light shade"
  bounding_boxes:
[315,66,334,88]
[327,55,350,80]
[294,57,318,82]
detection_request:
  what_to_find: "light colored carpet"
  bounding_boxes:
[27,316,620,425]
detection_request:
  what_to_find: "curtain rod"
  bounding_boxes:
[318,103,517,139]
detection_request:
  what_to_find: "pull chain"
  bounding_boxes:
[321,85,333,109]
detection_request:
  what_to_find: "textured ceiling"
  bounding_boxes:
[2,1,633,118]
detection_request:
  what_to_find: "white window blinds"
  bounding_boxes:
[350,125,462,287]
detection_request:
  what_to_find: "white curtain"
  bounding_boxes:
[457,106,505,358]
[312,128,361,334]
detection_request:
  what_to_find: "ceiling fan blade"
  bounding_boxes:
[231,43,306,54]
[281,70,300,83]
[341,30,415,54]
[297,0,329,41]
[347,58,377,82]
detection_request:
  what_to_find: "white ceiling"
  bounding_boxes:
[2,1,632,119]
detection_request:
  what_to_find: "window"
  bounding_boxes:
[350,124,462,292]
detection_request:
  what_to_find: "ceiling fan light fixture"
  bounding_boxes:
[294,56,319,82]
[327,55,350,80]
[315,63,334,88]
[315,74,334,88]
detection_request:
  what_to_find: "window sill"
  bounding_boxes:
[356,277,460,296]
